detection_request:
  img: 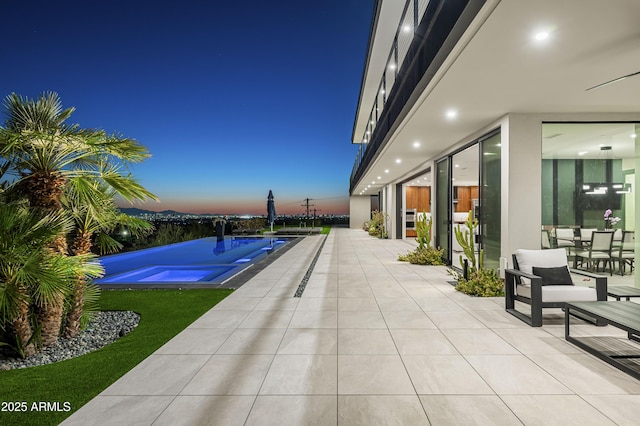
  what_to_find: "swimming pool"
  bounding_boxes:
[95,236,289,288]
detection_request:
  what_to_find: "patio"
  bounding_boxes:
[62,227,640,425]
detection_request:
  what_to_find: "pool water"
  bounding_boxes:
[95,236,288,288]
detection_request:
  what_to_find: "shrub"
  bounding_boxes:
[367,210,389,238]
[234,217,264,231]
[455,268,504,297]
[415,213,432,250]
[398,246,445,265]
[453,210,483,273]
[398,214,444,264]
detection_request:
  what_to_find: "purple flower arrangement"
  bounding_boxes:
[604,209,621,229]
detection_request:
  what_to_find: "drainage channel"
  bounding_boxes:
[294,234,327,297]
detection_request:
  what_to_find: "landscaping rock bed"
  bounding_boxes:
[0,311,140,370]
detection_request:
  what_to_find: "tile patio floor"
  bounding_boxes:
[63,227,640,425]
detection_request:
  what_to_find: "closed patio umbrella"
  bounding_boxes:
[267,190,276,232]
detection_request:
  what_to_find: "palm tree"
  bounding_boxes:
[0,91,157,346]
[0,202,102,357]
[63,181,153,337]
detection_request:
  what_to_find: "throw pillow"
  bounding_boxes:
[532,266,573,286]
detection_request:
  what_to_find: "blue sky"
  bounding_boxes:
[1,0,373,215]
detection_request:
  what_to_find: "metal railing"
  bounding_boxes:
[351,0,431,186]
[349,0,486,194]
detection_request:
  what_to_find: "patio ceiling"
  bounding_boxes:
[353,0,640,195]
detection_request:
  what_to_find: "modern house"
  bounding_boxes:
[349,0,640,282]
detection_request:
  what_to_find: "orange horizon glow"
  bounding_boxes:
[118,196,350,216]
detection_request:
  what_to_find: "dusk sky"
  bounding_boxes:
[1,0,373,215]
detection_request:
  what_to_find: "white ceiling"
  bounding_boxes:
[542,122,637,159]
[352,0,640,195]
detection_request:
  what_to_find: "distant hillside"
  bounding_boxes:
[118,207,192,216]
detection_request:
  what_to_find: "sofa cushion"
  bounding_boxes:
[515,248,568,272]
[532,266,573,286]
[516,284,597,303]
[514,248,568,284]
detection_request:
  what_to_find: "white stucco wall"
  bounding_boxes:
[502,114,543,260]
[384,183,397,239]
[349,195,371,229]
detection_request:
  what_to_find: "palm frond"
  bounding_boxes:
[94,232,124,255]
[96,133,151,164]
[101,170,158,202]
[79,283,101,329]
[2,92,67,132]
[115,213,154,236]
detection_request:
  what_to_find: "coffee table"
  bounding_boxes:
[565,301,640,380]
[607,286,640,301]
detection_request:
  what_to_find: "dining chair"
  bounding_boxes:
[575,231,614,275]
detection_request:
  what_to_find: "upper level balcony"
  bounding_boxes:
[350,0,485,194]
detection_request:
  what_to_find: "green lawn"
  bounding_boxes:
[0,288,232,426]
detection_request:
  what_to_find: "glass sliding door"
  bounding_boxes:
[435,158,450,264]
[480,131,501,270]
[542,123,638,231]
[541,122,638,286]
[451,145,480,269]
[435,128,501,269]
[404,171,431,239]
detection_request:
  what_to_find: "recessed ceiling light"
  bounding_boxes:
[532,26,556,46]
[402,24,411,33]
[413,141,421,148]
[578,151,588,156]
[445,109,457,119]
[534,31,549,41]
[380,89,385,95]
[377,176,381,180]
[389,63,396,70]
[395,158,402,164]
[371,181,376,184]
[455,164,459,168]
[632,134,637,138]
[367,185,371,188]
[384,169,389,173]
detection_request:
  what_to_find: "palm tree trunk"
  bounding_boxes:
[64,231,93,338]
[28,171,68,347]
[25,171,66,211]
[11,285,36,358]
[36,295,65,347]
[63,275,85,338]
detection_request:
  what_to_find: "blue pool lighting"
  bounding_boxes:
[95,236,289,288]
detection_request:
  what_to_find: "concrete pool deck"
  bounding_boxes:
[63,227,640,425]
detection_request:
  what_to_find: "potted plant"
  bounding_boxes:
[604,209,621,230]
